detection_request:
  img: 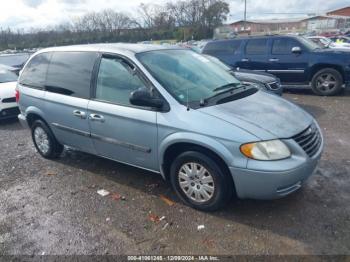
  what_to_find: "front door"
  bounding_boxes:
[88,55,158,171]
[267,38,309,84]
[236,38,269,72]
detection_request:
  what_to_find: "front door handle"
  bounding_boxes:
[89,114,105,122]
[241,58,249,62]
[73,110,86,119]
[269,58,279,62]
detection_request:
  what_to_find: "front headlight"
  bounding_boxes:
[240,140,291,160]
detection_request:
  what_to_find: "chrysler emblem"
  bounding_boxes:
[305,127,313,135]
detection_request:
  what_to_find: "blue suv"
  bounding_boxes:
[202,35,350,96]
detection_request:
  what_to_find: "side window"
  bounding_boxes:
[272,38,299,54]
[245,39,268,55]
[45,51,98,99]
[19,52,51,89]
[230,41,242,54]
[95,57,147,106]
[204,41,241,54]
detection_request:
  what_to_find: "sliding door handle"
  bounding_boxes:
[89,114,105,122]
[269,58,279,62]
[73,110,86,119]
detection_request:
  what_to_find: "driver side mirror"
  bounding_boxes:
[129,87,164,109]
[291,46,302,54]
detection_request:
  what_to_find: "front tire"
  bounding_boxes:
[311,68,343,96]
[170,151,233,211]
[31,120,63,159]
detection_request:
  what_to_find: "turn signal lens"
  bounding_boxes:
[240,142,255,158]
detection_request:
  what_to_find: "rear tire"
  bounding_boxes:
[311,68,343,96]
[31,120,63,159]
[170,151,233,211]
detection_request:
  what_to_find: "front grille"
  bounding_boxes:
[267,82,280,90]
[292,123,322,157]
[2,97,16,103]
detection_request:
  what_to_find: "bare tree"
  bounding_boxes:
[0,0,229,51]
[138,3,156,28]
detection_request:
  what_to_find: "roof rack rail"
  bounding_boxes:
[232,33,283,38]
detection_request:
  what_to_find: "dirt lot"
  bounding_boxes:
[0,89,349,256]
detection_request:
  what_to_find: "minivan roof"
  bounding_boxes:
[36,43,179,55]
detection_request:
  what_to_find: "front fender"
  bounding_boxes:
[158,132,240,177]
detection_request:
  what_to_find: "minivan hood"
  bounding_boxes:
[198,91,313,139]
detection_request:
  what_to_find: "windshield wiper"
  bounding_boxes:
[201,84,247,106]
[213,82,241,92]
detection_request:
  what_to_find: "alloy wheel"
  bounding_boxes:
[316,73,337,92]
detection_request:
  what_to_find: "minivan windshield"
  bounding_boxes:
[137,49,241,104]
[203,55,232,71]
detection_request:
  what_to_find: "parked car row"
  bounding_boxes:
[180,41,284,96]
[16,44,323,211]
[307,36,350,50]
[0,65,19,120]
[0,53,34,120]
[329,35,350,44]
[203,55,283,96]
[202,35,350,96]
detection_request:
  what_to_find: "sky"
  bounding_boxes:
[0,0,348,30]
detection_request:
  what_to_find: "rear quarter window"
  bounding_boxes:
[45,51,98,99]
[19,52,51,89]
[203,40,241,54]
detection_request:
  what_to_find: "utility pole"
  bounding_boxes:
[244,0,247,32]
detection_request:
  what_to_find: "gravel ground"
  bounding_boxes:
[0,89,349,256]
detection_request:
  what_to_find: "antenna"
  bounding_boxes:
[186,85,190,111]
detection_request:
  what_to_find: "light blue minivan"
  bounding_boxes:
[17,44,323,211]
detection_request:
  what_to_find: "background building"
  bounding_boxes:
[326,6,350,16]
[305,15,350,33]
[222,5,350,37]
[229,18,306,35]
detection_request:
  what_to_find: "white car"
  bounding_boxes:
[0,66,19,120]
[308,36,350,50]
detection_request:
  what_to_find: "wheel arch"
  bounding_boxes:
[159,133,235,182]
[309,64,344,82]
[25,107,48,128]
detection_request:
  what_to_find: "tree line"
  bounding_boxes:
[0,0,229,51]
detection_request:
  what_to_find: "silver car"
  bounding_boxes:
[17,44,323,211]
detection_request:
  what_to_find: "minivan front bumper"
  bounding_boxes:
[229,137,323,200]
